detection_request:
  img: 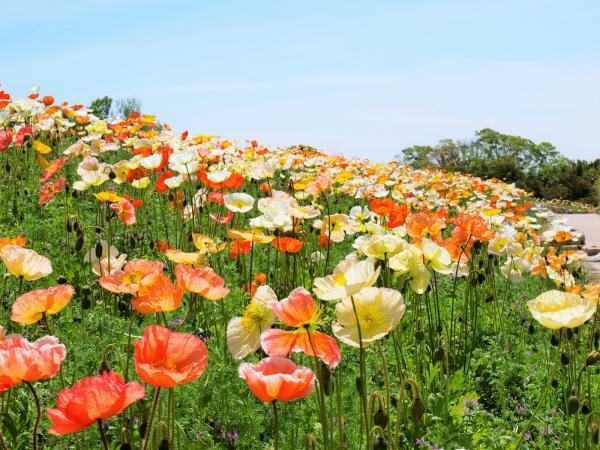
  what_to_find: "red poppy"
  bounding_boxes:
[156,146,173,171]
[39,177,66,205]
[0,90,10,108]
[14,125,33,146]
[47,371,145,435]
[132,146,152,157]
[208,191,224,204]
[222,172,245,189]
[272,237,303,254]
[229,240,251,259]
[156,170,175,193]
[134,325,208,388]
[199,171,245,190]
[388,203,408,228]
[0,130,12,151]
[153,241,174,252]
[40,157,67,182]
[126,167,146,182]
[370,198,396,216]
[319,232,333,248]
[209,211,233,225]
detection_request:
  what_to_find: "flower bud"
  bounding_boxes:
[581,399,591,415]
[567,395,580,414]
[590,423,599,444]
[586,351,600,366]
[75,235,84,252]
[411,396,426,421]
[99,360,110,374]
[355,377,363,397]
[374,407,388,429]
[373,436,388,450]
[317,363,332,396]
[94,242,102,259]
[415,329,425,342]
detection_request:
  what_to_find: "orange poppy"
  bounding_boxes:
[132,273,183,314]
[0,335,66,392]
[260,288,341,368]
[442,232,472,262]
[47,371,145,435]
[406,211,446,244]
[229,240,251,259]
[370,198,395,216]
[0,237,26,251]
[39,177,66,205]
[40,157,67,182]
[12,285,74,325]
[454,213,494,242]
[199,171,245,190]
[134,325,208,388]
[110,198,136,225]
[272,237,303,254]
[238,356,315,402]
[175,264,230,300]
[99,259,164,295]
[388,203,409,228]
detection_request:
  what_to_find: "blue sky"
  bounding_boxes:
[2,0,599,161]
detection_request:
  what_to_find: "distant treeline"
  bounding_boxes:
[399,128,600,206]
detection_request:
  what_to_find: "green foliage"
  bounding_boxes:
[89,96,112,120]
[400,129,600,206]
[114,97,142,119]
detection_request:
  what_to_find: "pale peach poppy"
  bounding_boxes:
[12,285,75,325]
[99,259,164,295]
[0,245,52,281]
[175,264,230,300]
[0,335,66,392]
[238,356,315,402]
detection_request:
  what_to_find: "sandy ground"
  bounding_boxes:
[560,213,600,281]
[562,214,600,250]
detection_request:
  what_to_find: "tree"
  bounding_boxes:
[399,129,599,206]
[89,96,112,120]
[470,128,559,172]
[113,97,142,119]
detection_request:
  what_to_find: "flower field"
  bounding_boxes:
[0,87,598,450]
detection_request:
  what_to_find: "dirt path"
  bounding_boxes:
[559,213,600,282]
